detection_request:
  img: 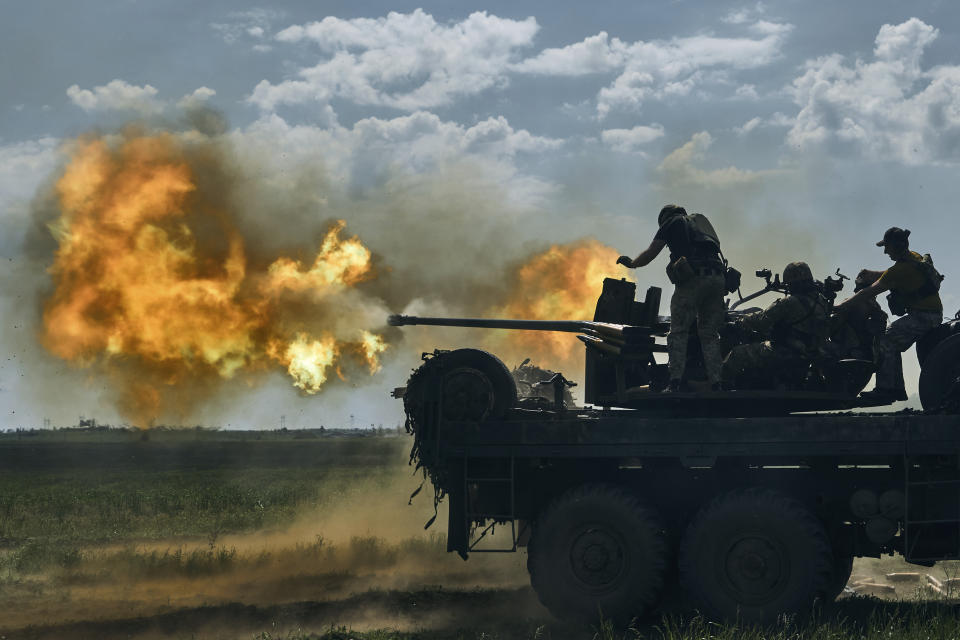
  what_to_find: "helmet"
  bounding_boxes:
[658,204,686,226]
[782,261,813,286]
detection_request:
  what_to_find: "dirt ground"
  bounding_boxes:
[4,531,956,640]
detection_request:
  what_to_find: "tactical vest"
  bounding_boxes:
[772,293,830,356]
[680,213,723,266]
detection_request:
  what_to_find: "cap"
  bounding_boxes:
[877,227,910,247]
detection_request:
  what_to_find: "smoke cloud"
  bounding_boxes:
[13,109,629,425]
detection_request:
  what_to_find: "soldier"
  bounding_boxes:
[618,204,725,392]
[723,262,830,390]
[835,227,944,403]
[827,271,888,362]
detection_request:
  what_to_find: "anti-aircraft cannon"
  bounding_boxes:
[391,273,960,417]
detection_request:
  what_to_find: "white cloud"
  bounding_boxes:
[722,3,770,26]
[600,124,665,152]
[247,9,790,119]
[722,9,753,25]
[235,111,561,207]
[595,25,792,118]
[735,117,763,135]
[735,84,759,99]
[250,10,539,112]
[0,137,61,223]
[66,80,162,115]
[735,111,793,135]
[506,16,791,118]
[658,131,780,187]
[65,81,219,116]
[176,86,216,110]
[512,32,627,75]
[211,8,284,46]
[788,18,960,164]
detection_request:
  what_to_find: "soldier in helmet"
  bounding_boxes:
[723,262,830,389]
[827,271,888,363]
[618,204,725,392]
[835,227,944,403]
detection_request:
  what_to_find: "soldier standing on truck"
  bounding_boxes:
[723,262,830,389]
[617,204,725,392]
[836,227,944,403]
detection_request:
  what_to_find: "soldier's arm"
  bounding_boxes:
[739,298,791,336]
[837,277,890,310]
[618,238,666,269]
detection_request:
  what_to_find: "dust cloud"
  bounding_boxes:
[0,455,536,635]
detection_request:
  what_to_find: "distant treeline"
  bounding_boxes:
[1,424,407,443]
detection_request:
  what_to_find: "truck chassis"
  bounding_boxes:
[407,379,960,623]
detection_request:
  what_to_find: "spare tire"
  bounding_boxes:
[436,349,517,421]
[919,334,960,412]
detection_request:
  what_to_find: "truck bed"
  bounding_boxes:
[441,410,960,459]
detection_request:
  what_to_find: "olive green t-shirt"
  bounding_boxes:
[877,251,943,313]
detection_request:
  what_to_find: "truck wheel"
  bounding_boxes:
[917,323,955,366]
[527,484,668,625]
[822,554,853,601]
[679,488,832,624]
[919,334,960,412]
[438,349,517,420]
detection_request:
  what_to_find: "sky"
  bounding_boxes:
[2,1,960,429]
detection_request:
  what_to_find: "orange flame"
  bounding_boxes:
[264,220,374,294]
[41,132,386,424]
[491,238,633,373]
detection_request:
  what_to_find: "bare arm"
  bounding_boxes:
[837,277,889,310]
[617,238,667,269]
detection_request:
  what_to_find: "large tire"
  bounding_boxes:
[679,488,832,624]
[527,484,668,625]
[919,334,960,412]
[823,554,854,601]
[437,349,517,421]
[917,323,956,366]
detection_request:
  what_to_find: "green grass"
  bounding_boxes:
[249,602,960,640]
[0,435,414,582]
[4,431,960,640]
[0,467,349,544]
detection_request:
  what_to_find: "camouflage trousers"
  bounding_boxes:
[723,342,808,389]
[668,274,725,384]
[875,310,943,393]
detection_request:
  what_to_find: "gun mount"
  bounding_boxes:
[392,271,960,418]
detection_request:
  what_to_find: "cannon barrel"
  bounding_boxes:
[388,314,593,333]
[387,315,662,344]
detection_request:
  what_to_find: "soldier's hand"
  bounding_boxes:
[617,255,634,268]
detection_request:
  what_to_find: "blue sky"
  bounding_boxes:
[2,1,960,427]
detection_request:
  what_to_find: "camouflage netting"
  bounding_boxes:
[403,353,448,529]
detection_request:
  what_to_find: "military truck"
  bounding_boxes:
[390,276,960,625]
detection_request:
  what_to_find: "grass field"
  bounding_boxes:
[2,428,960,640]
